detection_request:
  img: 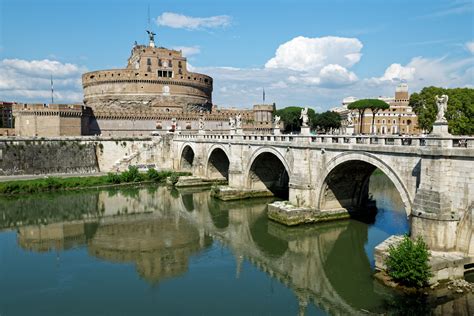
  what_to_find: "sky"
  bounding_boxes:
[0,0,473,111]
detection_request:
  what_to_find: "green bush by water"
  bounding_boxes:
[0,168,189,195]
[386,235,432,288]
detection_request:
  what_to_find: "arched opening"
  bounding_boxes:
[248,152,289,199]
[180,145,194,171]
[319,160,410,218]
[207,148,230,181]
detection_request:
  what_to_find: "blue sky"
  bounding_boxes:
[0,0,473,110]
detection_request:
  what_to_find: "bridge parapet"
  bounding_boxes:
[174,132,474,150]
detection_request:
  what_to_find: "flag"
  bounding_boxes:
[263,88,265,103]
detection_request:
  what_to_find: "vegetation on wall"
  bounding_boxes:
[385,235,432,288]
[0,167,190,195]
[409,87,474,135]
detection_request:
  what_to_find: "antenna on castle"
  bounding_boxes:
[50,75,54,104]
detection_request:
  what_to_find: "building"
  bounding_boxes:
[13,104,91,137]
[336,83,420,135]
[82,34,213,112]
[11,31,274,137]
[0,101,14,128]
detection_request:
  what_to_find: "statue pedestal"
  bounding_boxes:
[198,129,206,135]
[428,122,451,147]
[230,128,236,135]
[431,121,450,136]
[300,126,311,136]
[236,128,243,135]
[346,125,355,135]
[273,127,281,135]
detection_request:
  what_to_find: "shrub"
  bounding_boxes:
[106,172,122,184]
[168,173,180,185]
[120,166,143,183]
[146,168,161,182]
[386,235,432,288]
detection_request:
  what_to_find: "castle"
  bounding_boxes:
[12,31,274,137]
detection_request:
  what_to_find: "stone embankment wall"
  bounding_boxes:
[0,136,172,176]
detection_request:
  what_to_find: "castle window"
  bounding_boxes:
[147,66,151,72]
[204,79,209,83]
[158,59,162,67]
[188,76,191,80]
[90,75,95,79]
[178,69,182,75]
[178,61,182,68]
[168,60,172,67]
[158,70,163,77]
[168,71,173,78]
[147,58,151,65]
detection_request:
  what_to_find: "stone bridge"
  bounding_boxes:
[169,132,474,259]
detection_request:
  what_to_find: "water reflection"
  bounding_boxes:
[0,175,471,315]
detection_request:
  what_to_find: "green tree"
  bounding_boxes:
[313,111,341,133]
[367,99,390,134]
[409,87,474,135]
[275,106,317,133]
[386,235,432,288]
[347,99,369,134]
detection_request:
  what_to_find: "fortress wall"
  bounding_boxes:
[0,137,158,176]
[0,139,99,175]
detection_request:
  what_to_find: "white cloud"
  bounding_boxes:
[0,58,85,103]
[318,64,358,86]
[156,12,231,30]
[1,59,85,78]
[466,41,474,54]
[265,36,363,71]
[368,56,474,93]
[172,46,201,56]
[376,63,416,82]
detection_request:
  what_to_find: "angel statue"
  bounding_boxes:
[274,115,281,128]
[300,107,309,127]
[435,95,448,123]
[229,116,236,129]
[198,116,204,130]
[236,114,242,128]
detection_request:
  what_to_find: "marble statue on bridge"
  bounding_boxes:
[435,94,449,123]
[236,114,242,129]
[274,115,281,128]
[229,116,236,129]
[300,107,309,127]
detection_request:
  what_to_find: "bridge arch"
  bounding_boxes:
[246,147,291,199]
[206,145,230,180]
[316,152,412,216]
[179,143,196,171]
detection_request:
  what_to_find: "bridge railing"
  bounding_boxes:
[173,132,474,148]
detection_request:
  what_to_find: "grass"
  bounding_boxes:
[0,167,190,195]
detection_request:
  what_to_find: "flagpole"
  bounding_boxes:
[51,75,54,104]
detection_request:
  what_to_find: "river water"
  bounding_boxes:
[0,173,471,315]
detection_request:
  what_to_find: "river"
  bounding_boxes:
[0,173,471,315]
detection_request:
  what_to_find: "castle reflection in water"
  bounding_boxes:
[0,182,471,315]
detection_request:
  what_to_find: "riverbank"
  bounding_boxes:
[0,167,190,195]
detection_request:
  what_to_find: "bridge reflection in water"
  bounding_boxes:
[0,179,471,315]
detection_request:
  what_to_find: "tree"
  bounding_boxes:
[313,111,341,133]
[409,87,474,135]
[366,99,389,134]
[275,106,317,133]
[348,99,370,134]
[386,235,432,288]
